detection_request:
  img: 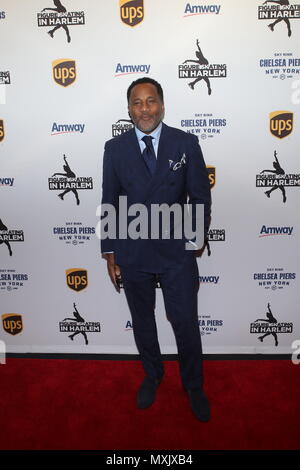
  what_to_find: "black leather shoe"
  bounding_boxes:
[137,376,161,409]
[187,389,211,422]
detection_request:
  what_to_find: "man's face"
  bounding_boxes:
[128,83,164,134]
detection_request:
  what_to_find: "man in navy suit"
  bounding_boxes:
[101,78,211,421]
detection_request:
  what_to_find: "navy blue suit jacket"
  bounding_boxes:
[101,122,211,272]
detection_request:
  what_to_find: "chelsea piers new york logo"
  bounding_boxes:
[48,154,93,205]
[178,40,227,95]
[0,269,29,293]
[37,1,85,43]
[120,0,144,27]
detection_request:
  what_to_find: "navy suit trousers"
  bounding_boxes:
[120,252,204,391]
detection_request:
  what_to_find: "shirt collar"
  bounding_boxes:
[135,122,162,143]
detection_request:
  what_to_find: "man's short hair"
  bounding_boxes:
[127,77,164,103]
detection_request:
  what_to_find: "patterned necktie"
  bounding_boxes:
[142,135,156,176]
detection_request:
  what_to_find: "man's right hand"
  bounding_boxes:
[102,253,121,293]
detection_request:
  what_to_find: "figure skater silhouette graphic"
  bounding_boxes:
[41,0,71,43]
[260,151,286,203]
[183,40,212,95]
[52,155,80,205]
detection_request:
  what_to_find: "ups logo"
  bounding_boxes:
[207,166,216,189]
[120,0,144,27]
[270,111,293,139]
[0,119,4,142]
[66,268,88,292]
[52,59,76,87]
[2,314,23,335]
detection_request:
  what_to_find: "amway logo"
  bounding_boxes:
[184,3,221,16]
[115,63,150,76]
[259,225,293,237]
[51,122,85,135]
[0,178,14,186]
[199,276,219,284]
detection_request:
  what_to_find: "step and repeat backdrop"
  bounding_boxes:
[1,0,300,355]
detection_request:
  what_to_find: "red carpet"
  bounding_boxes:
[0,358,298,450]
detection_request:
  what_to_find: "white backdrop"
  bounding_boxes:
[1,0,299,354]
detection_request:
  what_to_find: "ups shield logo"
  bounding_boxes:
[207,166,216,189]
[2,314,23,335]
[66,268,88,292]
[0,119,4,142]
[120,0,144,27]
[52,59,76,87]
[270,111,293,139]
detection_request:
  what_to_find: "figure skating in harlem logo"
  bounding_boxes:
[48,154,93,205]
[254,303,279,346]
[178,40,227,95]
[250,302,293,346]
[183,40,211,95]
[256,150,300,203]
[52,154,79,205]
[0,218,24,256]
[59,302,101,345]
[0,219,12,256]
[112,119,134,137]
[0,71,10,85]
[37,1,85,43]
[258,1,300,38]
[260,151,287,202]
